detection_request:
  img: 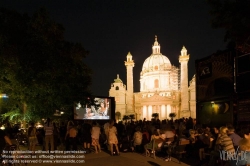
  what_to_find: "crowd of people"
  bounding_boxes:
[0,117,250,166]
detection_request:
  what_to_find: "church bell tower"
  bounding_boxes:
[179,46,190,117]
[124,52,135,114]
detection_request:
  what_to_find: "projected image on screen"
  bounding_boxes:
[74,97,111,120]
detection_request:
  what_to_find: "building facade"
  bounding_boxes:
[109,36,196,120]
[195,50,236,126]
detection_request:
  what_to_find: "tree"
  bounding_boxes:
[129,114,135,121]
[169,113,176,121]
[122,115,129,122]
[207,0,250,52]
[0,8,92,121]
[152,113,159,119]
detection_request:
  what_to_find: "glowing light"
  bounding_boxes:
[37,124,43,128]
[0,126,5,130]
[211,101,215,108]
[0,94,8,98]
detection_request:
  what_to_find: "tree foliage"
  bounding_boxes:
[129,114,135,120]
[152,113,159,119]
[207,0,250,52]
[169,113,176,119]
[123,115,129,121]
[0,8,92,120]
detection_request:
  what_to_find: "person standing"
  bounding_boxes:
[65,124,78,150]
[82,121,92,153]
[53,122,59,150]
[44,118,54,151]
[27,122,38,152]
[108,119,119,156]
[104,121,110,142]
[91,122,101,153]
[59,122,67,149]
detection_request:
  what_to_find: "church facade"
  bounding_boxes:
[109,36,196,120]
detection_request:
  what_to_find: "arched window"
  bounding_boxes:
[115,86,119,90]
[154,79,159,88]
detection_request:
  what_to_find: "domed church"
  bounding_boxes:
[109,36,196,120]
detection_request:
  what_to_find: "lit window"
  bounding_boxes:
[154,66,158,70]
[154,79,159,88]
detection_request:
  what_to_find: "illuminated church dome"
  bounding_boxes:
[141,36,171,75]
[140,36,178,92]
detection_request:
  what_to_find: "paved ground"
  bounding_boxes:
[14,142,192,166]
[23,151,190,166]
[84,151,190,166]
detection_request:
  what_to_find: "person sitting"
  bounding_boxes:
[185,129,197,157]
[213,126,235,166]
[216,126,235,153]
[119,133,131,152]
[227,126,242,150]
[233,138,250,166]
[144,129,165,155]
[0,127,12,164]
[162,126,176,162]
[141,128,150,146]
[188,129,197,143]
[0,128,12,152]
[131,127,142,152]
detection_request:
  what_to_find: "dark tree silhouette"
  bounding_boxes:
[0,8,92,120]
[152,113,159,119]
[129,114,135,121]
[169,113,176,121]
[123,115,129,122]
[207,0,250,52]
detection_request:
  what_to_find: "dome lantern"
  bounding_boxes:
[152,35,160,54]
[114,74,123,83]
[142,36,171,75]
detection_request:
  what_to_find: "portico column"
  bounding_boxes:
[161,105,165,119]
[143,105,147,120]
[157,105,160,119]
[140,107,143,120]
[167,104,171,119]
[176,105,179,119]
[148,105,152,120]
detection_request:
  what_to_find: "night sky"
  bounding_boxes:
[1,0,227,96]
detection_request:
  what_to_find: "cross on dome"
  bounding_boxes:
[154,35,159,46]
